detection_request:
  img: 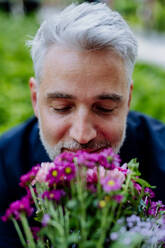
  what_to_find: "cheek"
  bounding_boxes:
[101,116,126,143]
[39,108,70,145]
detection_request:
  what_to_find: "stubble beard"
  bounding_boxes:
[38,118,127,161]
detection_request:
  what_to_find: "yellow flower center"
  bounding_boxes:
[99,200,106,208]
[52,170,58,177]
[108,180,115,186]
[104,195,110,202]
[50,193,54,199]
[65,167,72,174]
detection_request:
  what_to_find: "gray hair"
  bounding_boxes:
[28,2,137,85]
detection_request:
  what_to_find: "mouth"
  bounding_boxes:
[62,147,107,154]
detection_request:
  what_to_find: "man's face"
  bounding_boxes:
[30,45,132,160]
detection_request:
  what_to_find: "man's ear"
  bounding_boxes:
[128,81,133,109]
[29,77,39,118]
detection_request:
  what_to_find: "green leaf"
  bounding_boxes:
[132,177,156,188]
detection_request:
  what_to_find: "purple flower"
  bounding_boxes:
[86,167,98,184]
[1,209,12,222]
[19,164,40,188]
[144,188,155,198]
[74,148,121,170]
[148,201,165,217]
[75,150,99,169]
[55,151,75,163]
[2,195,33,221]
[42,189,65,202]
[42,214,50,227]
[113,194,123,203]
[98,148,121,170]
[63,162,76,181]
[46,166,62,185]
[101,175,122,193]
[86,167,98,192]
[31,226,40,240]
[132,181,142,194]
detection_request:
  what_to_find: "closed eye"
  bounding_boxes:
[52,106,72,113]
[96,106,114,112]
[94,105,115,114]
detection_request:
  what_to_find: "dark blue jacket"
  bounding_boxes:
[0,111,165,247]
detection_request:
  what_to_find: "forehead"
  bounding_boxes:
[40,45,128,97]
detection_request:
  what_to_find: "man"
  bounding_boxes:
[0,2,165,247]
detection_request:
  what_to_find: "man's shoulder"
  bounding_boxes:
[0,117,38,151]
[121,111,165,166]
[127,111,165,134]
[0,117,39,168]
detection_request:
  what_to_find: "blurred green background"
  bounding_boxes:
[0,0,165,135]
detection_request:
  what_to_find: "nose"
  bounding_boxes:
[69,108,97,144]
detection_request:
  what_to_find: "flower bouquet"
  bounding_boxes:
[2,148,165,248]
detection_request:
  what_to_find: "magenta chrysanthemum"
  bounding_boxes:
[2,195,33,221]
[113,194,123,203]
[46,166,62,185]
[55,151,75,164]
[98,148,121,169]
[62,162,76,181]
[42,189,65,202]
[19,164,40,188]
[75,150,99,169]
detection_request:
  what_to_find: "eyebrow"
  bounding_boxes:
[97,93,122,102]
[46,92,122,102]
[46,92,75,99]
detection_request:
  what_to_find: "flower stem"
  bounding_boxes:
[76,170,87,247]
[29,185,40,211]
[11,218,26,247]
[20,213,36,248]
[116,172,132,220]
[96,205,109,248]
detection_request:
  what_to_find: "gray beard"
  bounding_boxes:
[38,119,126,161]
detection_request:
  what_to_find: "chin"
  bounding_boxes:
[38,118,126,161]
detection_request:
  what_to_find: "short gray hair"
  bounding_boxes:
[28,2,137,85]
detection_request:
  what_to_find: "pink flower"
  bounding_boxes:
[86,167,98,192]
[99,167,125,184]
[108,168,125,184]
[32,162,55,185]
[101,175,122,193]
[118,163,129,176]
[86,167,98,184]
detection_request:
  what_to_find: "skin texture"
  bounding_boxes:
[30,45,133,160]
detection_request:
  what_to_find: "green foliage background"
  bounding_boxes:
[0,11,165,135]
